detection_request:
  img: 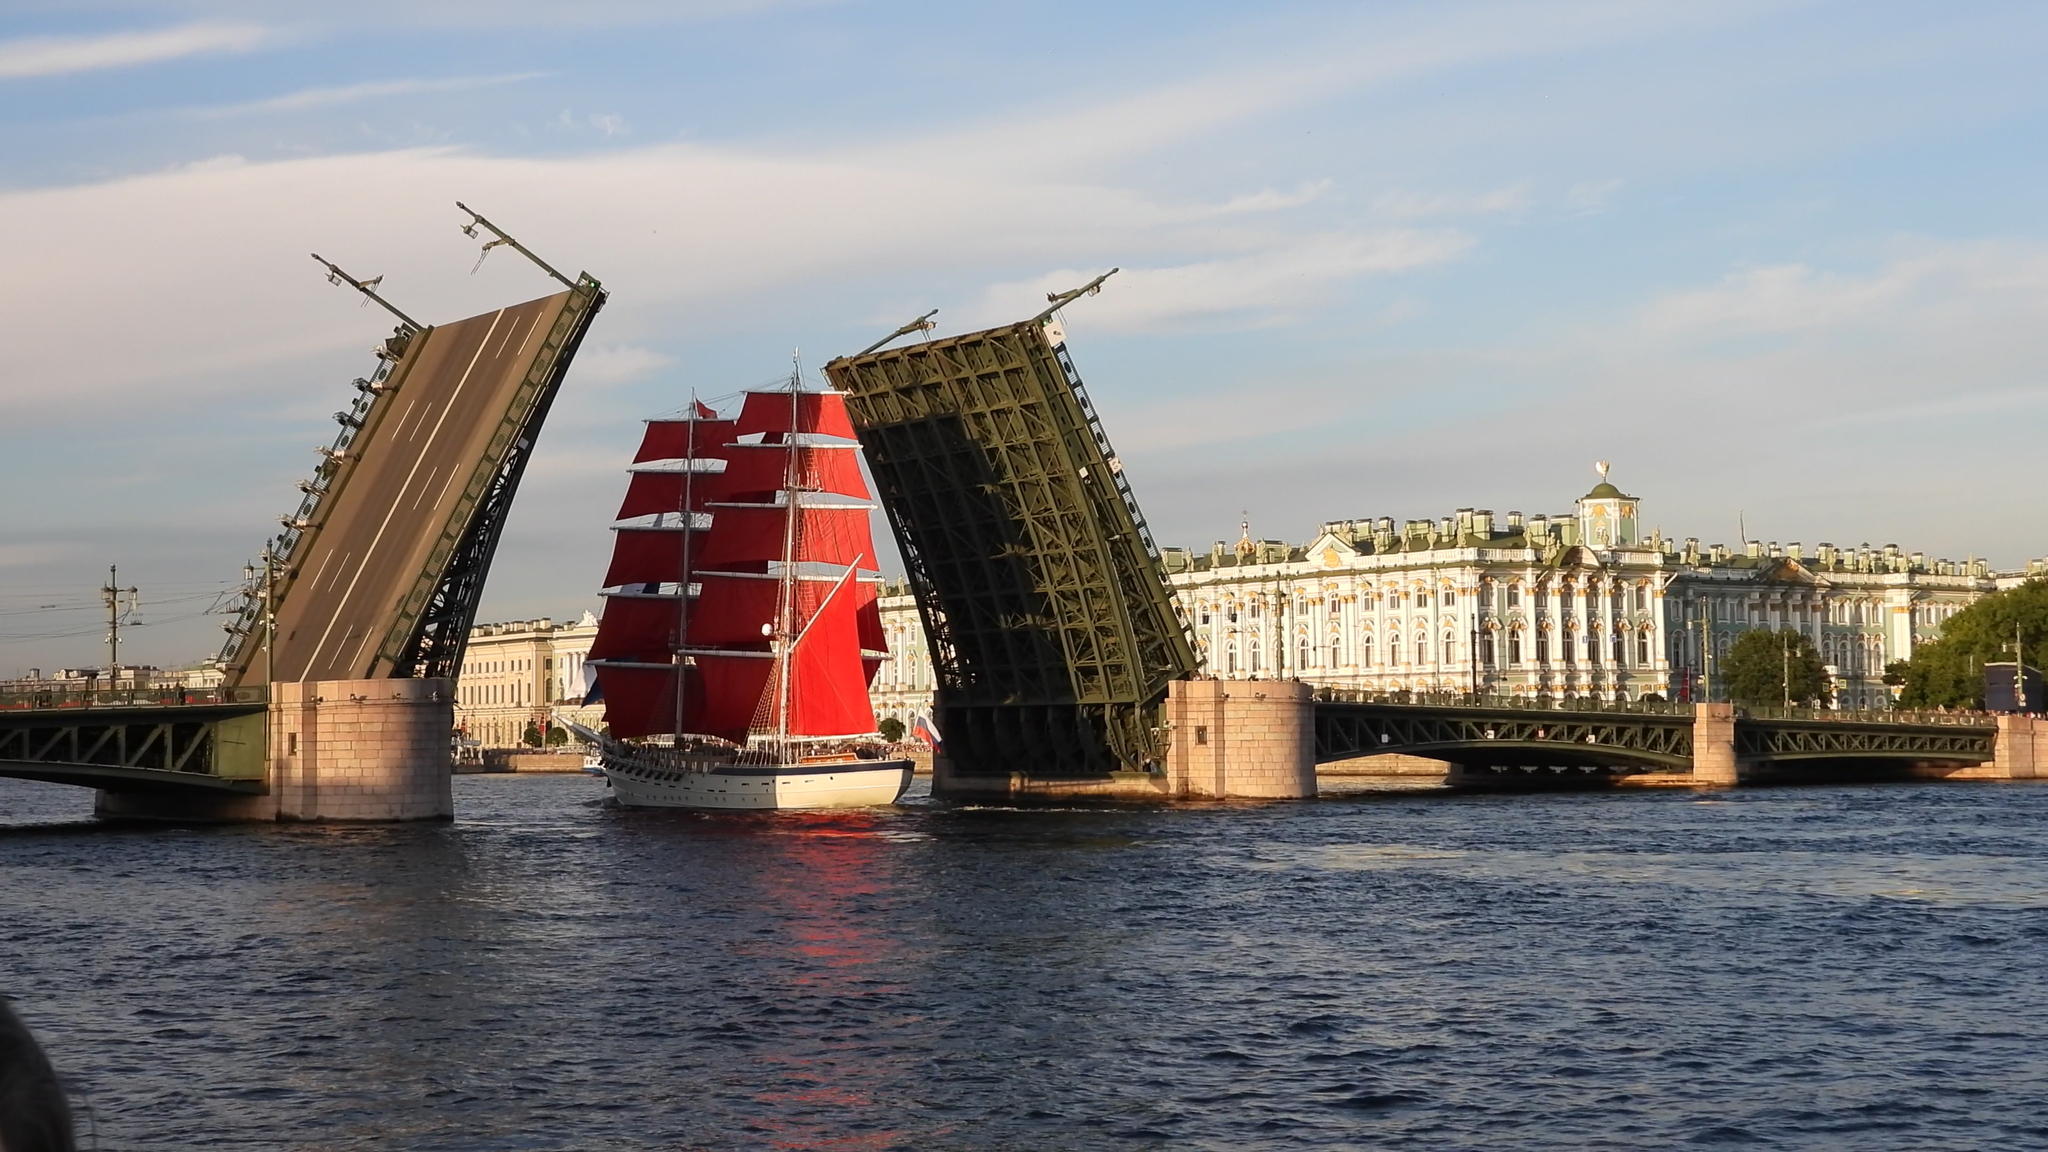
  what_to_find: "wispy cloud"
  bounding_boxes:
[967,232,1475,334]
[1639,247,2048,338]
[182,72,544,118]
[0,23,270,79]
[1371,183,1533,220]
[572,345,675,387]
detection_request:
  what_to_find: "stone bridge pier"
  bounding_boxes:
[95,678,453,822]
[1163,679,1318,799]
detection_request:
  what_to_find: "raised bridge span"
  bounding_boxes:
[2,209,603,819]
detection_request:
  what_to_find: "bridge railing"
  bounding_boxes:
[1310,687,1696,718]
[0,685,270,712]
[1735,704,1999,728]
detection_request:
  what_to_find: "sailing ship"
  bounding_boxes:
[574,380,911,810]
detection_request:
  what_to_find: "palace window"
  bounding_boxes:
[1509,631,1523,665]
[1249,643,1262,673]
[1536,633,1549,663]
[1481,632,1496,667]
[1442,633,1457,664]
[1390,633,1401,665]
[1330,637,1342,667]
[1362,635,1375,666]
[1614,633,1627,665]
[1443,590,1457,606]
[1507,584,1521,608]
[1417,636,1430,665]
[1637,631,1650,665]
[1299,637,1312,669]
[1226,646,1238,675]
[1199,607,1211,625]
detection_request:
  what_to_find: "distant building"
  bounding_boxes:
[871,470,2048,718]
[454,612,601,749]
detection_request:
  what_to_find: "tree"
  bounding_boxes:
[877,716,906,743]
[522,721,544,748]
[545,724,568,747]
[1723,628,1830,707]
[1896,580,2048,709]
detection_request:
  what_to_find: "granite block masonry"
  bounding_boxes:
[95,678,454,822]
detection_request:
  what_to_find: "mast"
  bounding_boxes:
[673,401,697,747]
[771,362,803,761]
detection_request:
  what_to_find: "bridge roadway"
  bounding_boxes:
[263,290,579,685]
[1312,691,2004,783]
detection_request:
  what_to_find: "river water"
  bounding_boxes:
[4,773,2047,1150]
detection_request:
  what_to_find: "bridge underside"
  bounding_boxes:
[1316,703,1696,774]
[827,319,1197,779]
[0,700,269,795]
[1315,701,2001,785]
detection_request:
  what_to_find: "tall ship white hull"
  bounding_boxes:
[601,751,913,810]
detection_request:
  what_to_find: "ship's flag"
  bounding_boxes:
[911,714,941,753]
[582,662,603,705]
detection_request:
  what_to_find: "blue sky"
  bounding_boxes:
[4,0,2047,674]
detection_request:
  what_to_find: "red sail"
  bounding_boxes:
[697,505,878,570]
[599,390,888,743]
[688,574,781,650]
[603,527,706,588]
[719,444,868,501]
[855,584,885,687]
[617,468,726,520]
[594,664,678,740]
[691,655,776,744]
[735,391,856,439]
[588,596,681,662]
[782,579,875,737]
[635,416,735,462]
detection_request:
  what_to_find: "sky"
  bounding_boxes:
[3,0,2047,674]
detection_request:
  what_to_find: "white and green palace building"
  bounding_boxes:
[871,468,2048,726]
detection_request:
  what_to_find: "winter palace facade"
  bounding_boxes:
[871,472,2048,725]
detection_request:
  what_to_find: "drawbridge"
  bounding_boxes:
[824,275,1198,778]
[3,206,603,802]
[220,207,605,688]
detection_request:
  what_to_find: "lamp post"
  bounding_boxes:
[1693,612,1709,703]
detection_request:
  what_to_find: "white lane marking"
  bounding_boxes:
[434,464,462,510]
[306,548,340,595]
[300,309,508,679]
[412,467,440,510]
[323,552,353,592]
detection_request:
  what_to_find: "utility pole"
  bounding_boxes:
[1782,632,1791,709]
[1471,614,1481,700]
[102,565,137,690]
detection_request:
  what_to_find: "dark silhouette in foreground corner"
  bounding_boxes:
[0,998,74,1152]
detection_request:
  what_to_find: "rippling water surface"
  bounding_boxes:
[4,773,2048,1149]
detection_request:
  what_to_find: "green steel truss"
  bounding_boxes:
[826,319,1197,778]
[0,699,269,793]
